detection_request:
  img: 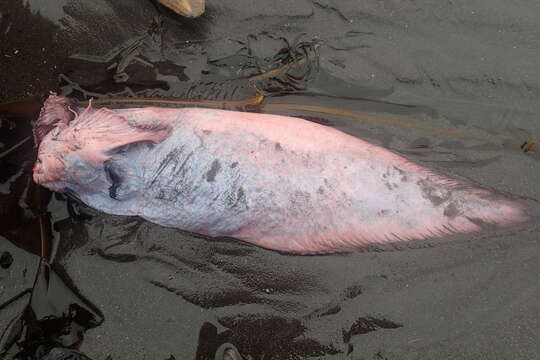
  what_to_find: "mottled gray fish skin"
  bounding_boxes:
[33,96,535,254]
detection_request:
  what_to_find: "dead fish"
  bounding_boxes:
[33,94,538,254]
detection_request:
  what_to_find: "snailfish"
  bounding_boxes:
[32,94,535,254]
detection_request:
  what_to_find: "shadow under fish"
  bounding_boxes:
[32,94,540,254]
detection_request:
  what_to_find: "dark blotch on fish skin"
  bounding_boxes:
[424,191,445,206]
[237,187,245,203]
[202,129,212,135]
[428,194,445,206]
[302,154,313,166]
[444,202,459,218]
[206,159,221,182]
[225,187,248,209]
[384,181,399,190]
[418,180,449,206]
[151,146,186,187]
[323,178,332,189]
[230,162,238,168]
[275,142,283,151]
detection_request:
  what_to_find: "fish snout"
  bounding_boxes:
[32,154,66,190]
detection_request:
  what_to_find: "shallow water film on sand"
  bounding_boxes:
[1,0,540,359]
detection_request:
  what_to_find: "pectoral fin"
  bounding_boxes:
[62,105,173,165]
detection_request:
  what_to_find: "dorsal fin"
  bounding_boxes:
[33,93,77,146]
[59,104,173,164]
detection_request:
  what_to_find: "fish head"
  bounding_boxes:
[32,93,82,192]
[33,95,173,205]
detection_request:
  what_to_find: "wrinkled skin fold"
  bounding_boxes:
[33,94,535,254]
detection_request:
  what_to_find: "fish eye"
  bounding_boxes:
[104,161,122,200]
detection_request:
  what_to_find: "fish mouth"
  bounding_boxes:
[32,163,66,191]
[32,149,68,186]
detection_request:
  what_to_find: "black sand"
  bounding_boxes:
[1,1,539,359]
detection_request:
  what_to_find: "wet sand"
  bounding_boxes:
[1,0,539,359]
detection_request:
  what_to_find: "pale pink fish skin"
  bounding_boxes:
[33,95,532,254]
